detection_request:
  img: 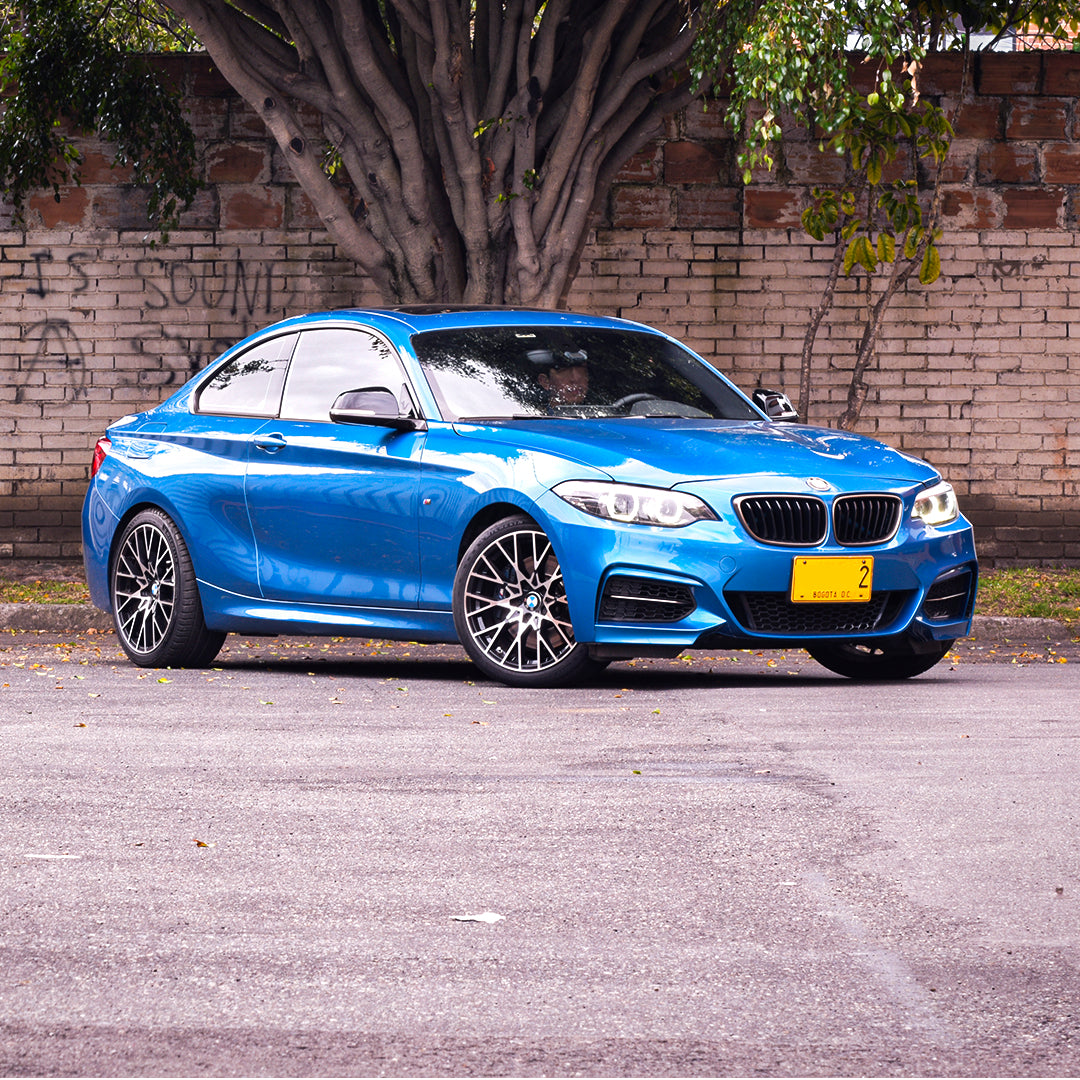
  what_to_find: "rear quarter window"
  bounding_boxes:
[196,333,297,416]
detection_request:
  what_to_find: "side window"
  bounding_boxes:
[196,333,296,416]
[279,328,412,422]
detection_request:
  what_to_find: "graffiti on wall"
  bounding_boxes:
[135,253,298,389]
[135,254,288,317]
[15,319,88,404]
[13,252,91,404]
[14,249,298,403]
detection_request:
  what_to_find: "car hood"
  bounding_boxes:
[452,418,939,490]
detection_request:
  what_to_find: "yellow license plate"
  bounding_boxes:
[790,556,873,604]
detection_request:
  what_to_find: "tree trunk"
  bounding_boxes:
[798,238,846,424]
[164,0,720,307]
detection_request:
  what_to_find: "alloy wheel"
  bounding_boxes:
[113,520,177,656]
[460,526,576,675]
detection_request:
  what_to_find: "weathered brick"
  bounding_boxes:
[1042,53,1080,96]
[207,142,272,184]
[743,190,802,229]
[78,150,135,185]
[610,187,675,229]
[614,145,663,184]
[664,141,729,185]
[90,187,152,230]
[952,102,1004,140]
[28,188,91,229]
[220,190,285,229]
[674,188,740,229]
[976,53,1042,95]
[1006,99,1071,141]
[1043,144,1080,184]
[1001,189,1065,229]
[977,143,1039,184]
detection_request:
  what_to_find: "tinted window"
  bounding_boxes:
[280,328,412,422]
[196,333,295,416]
[413,327,759,422]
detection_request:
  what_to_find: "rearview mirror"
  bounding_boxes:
[330,388,427,431]
[752,389,799,422]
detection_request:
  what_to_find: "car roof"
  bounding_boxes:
[271,306,653,337]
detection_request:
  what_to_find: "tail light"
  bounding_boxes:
[90,437,111,478]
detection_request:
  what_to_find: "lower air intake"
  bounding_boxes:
[599,576,696,623]
[921,567,975,622]
[725,590,909,635]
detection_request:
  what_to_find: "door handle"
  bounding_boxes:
[254,433,287,453]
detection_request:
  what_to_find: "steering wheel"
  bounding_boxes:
[610,392,656,410]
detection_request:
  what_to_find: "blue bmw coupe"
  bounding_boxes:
[82,308,977,686]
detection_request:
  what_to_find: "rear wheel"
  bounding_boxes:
[453,515,600,687]
[806,636,954,680]
[110,509,225,668]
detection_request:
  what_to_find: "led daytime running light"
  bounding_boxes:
[912,481,959,527]
[555,481,716,528]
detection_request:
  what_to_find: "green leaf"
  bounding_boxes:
[919,243,942,285]
[854,235,877,273]
[842,238,858,276]
[877,233,896,264]
[0,0,199,238]
[802,208,827,241]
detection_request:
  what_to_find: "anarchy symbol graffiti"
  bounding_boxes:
[16,319,87,404]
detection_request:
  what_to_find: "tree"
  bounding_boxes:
[166,0,747,306]
[2,0,764,306]
[2,0,1075,320]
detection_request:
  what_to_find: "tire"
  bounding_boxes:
[110,508,225,668]
[453,515,600,687]
[806,636,954,680]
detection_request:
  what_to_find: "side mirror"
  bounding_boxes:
[752,389,799,422]
[330,387,427,432]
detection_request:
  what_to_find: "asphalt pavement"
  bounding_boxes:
[2,621,1080,1076]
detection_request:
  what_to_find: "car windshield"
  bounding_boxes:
[412,326,760,422]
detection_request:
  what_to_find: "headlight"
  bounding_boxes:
[554,480,717,528]
[911,481,959,527]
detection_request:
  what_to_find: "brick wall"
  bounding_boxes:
[2,53,1079,566]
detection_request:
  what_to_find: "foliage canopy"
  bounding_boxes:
[0,0,199,236]
[692,0,1077,425]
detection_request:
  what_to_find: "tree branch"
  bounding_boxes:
[166,0,395,292]
[533,0,634,235]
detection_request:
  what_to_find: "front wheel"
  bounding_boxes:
[806,637,954,680]
[453,515,600,687]
[110,508,225,668]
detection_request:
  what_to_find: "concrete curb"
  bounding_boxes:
[1,604,1074,643]
[0,603,110,634]
[967,615,1074,643]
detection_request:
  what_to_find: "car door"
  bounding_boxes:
[244,325,425,607]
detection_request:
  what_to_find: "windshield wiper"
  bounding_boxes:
[456,414,554,422]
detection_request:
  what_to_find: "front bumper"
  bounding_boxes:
[534,489,978,652]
